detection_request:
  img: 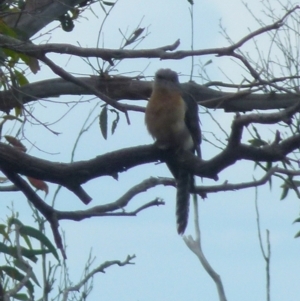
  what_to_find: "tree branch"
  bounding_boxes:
[183,198,227,301]
[1,103,300,204]
[58,177,166,221]
[0,7,296,61]
[0,75,299,114]
[62,255,135,301]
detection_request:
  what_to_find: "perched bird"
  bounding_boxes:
[145,68,201,234]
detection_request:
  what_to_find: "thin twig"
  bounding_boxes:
[183,196,227,301]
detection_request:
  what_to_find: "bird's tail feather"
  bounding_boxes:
[176,170,192,235]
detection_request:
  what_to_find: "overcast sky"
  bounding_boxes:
[2,0,300,301]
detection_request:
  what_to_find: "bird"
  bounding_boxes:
[145,68,201,234]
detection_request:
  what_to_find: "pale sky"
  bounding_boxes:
[1,1,300,301]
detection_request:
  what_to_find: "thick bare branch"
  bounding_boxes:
[0,143,158,183]
[0,76,299,114]
[1,103,300,205]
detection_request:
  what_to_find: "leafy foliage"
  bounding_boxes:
[0,217,59,300]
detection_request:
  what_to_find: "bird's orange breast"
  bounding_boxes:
[145,88,193,150]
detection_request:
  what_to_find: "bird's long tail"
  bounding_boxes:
[176,170,192,235]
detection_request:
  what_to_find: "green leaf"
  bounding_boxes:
[293,217,300,223]
[266,162,272,189]
[3,48,19,66]
[2,114,23,122]
[7,217,23,229]
[19,226,59,261]
[110,109,120,135]
[289,180,300,187]
[248,138,267,147]
[8,218,32,249]
[19,54,40,74]
[0,266,34,296]
[0,20,17,38]
[0,224,9,241]
[14,70,29,86]
[21,232,32,250]
[13,259,40,287]
[281,179,300,189]
[18,53,30,65]
[13,293,30,301]
[266,161,272,170]
[14,106,23,117]
[294,230,300,238]
[103,1,115,6]
[252,125,262,140]
[21,248,50,257]
[99,106,108,140]
[0,243,38,263]
[99,1,107,13]
[280,186,289,200]
[203,59,212,67]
